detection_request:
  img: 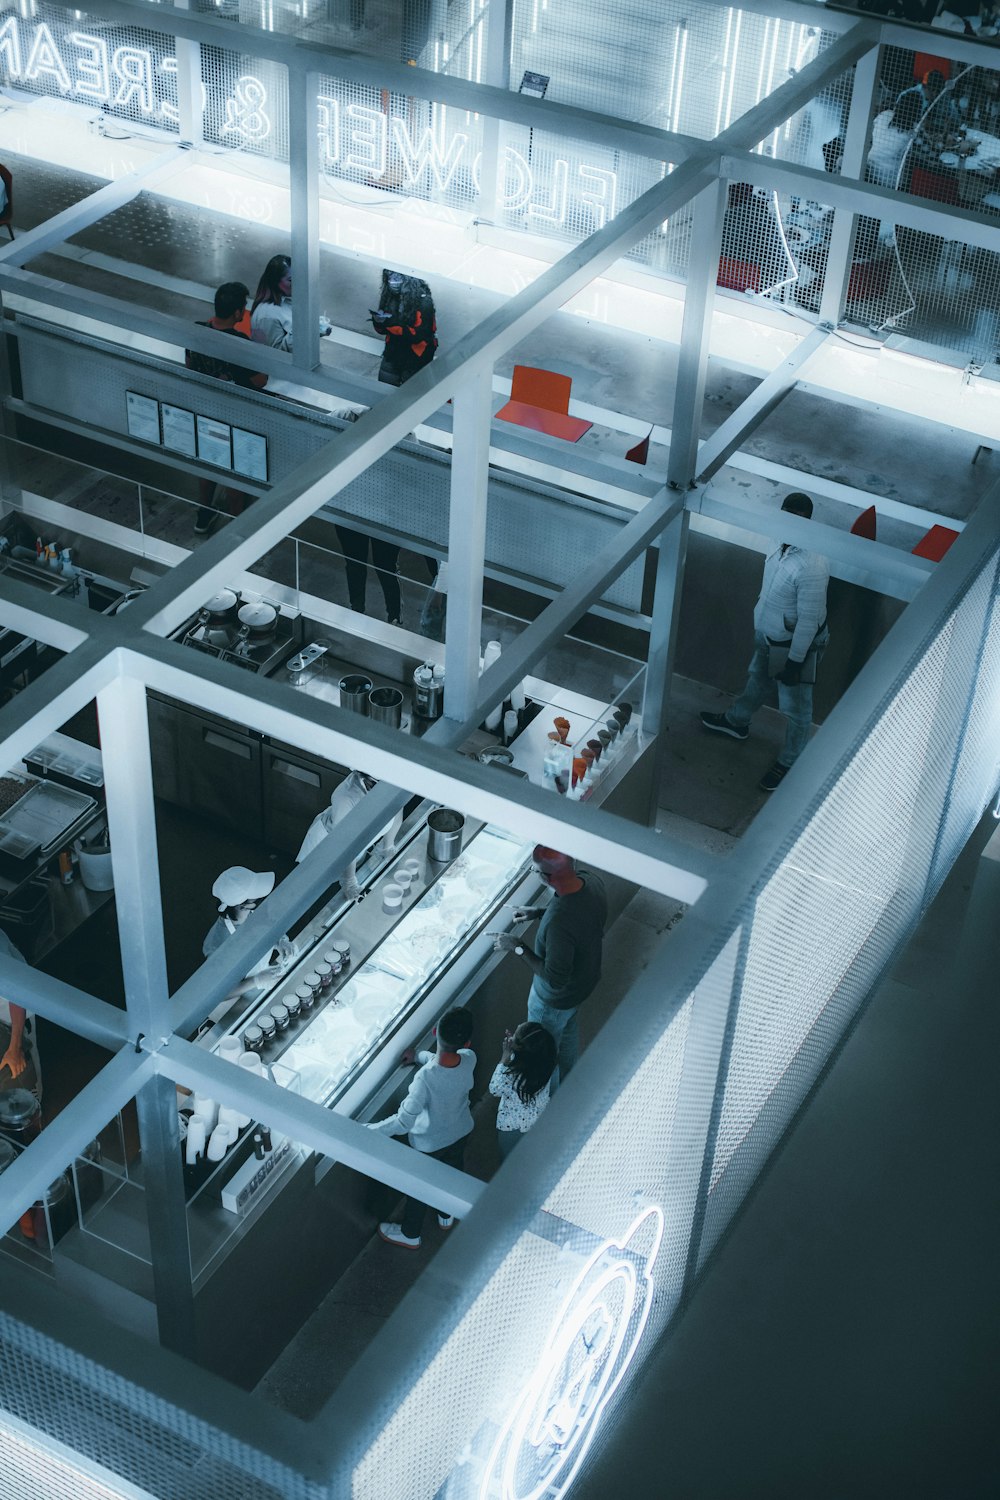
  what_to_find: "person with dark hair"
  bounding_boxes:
[369,268,438,386]
[489,1022,557,1159]
[185,282,267,535]
[249,255,295,352]
[491,849,607,1087]
[866,90,923,186]
[701,492,830,793]
[368,1006,475,1249]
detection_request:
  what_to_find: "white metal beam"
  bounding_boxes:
[155,1040,485,1222]
[695,325,832,484]
[444,367,492,721]
[0,150,188,270]
[125,636,713,903]
[0,1046,151,1232]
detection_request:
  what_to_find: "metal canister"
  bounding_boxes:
[283,989,301,1020]
[412,664,443,720]
[324,948,343,975]
[339,674,373,714]
[296,982,315,1013]
[256,1011,277,1044]
[368,686,404,728]
[428,808,465,862]
[304,971,322,997]
[269,1002,290,1032]
[315,960,333,990]
[0,1088,41,1147]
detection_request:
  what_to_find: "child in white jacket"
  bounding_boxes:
[367,1007,475,1248]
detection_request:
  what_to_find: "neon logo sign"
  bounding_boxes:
[318,97,618,229]
[0,14,622,215]
[480,1205,664,1500]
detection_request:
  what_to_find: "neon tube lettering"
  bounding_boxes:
[390,116,468,191]
[527,157,568,226]
[0,17,23,81]
[343,102,386,176]
[317,95,341,163]
[111,46,154,113]
[500,146,532,211]
[577,165,617,231]
[69,32,110,104]
[158,55,179,124]
[25,23,71,93]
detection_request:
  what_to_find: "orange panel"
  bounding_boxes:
[850,505,877,540]
[912,524,959,561]
[496,400,592,442]
[509,365,573,414]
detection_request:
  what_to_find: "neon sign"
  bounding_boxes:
[480,1205,664,1500]
[0,15,622,214]
[317,97,618,228]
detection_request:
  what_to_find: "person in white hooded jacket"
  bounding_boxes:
[295,771,403,900]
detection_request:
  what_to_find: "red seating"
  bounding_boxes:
[912,524,959,561]
[717,257,761,293]
[0,165,13,241]
[625,428,653,465]
[847,258,892,302]
[909,166,959,206]
[850,505,877,540]
[496,365,592,442]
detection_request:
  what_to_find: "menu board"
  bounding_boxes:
[232,426,268,482]
[161,403,197,458]
[125,391,160,445]
[196,414,232,469]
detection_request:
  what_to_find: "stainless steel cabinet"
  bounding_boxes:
[147,695,263,837]
[262,742,347,854]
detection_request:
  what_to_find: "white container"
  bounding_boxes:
[207,1123,235,1161]
[218,1035,243,1065]
[78,846,114,891]
[383,883,403,914]
[394,868,413,890]
[191,1095,218,1131]
[185,1118,206,1165]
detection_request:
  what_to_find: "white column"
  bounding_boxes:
[667,177,727,492]
[289,69,321,376]
[443,364,493,721]
[819,45,881,327]
[97,672,195,1357]
[172,0,203,149]
[478,0,514,224]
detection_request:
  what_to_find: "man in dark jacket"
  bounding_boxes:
[491,847,607,1086]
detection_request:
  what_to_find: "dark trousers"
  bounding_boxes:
[400,1133,469,1239]
[335,525,401,621]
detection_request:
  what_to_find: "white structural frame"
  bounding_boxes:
[0,3,998,1494]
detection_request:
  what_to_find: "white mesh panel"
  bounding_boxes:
[710,614,958,1192]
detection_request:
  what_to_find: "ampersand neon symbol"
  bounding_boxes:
[222,75,270,142]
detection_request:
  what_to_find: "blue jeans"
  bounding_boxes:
[527,991,579,1088]
[728,630,814,768]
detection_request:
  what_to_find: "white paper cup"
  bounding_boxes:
[192,1095,218,1131]
[185,1118,206,1164]
[238,1052,264,1077]
[218,1035,244,1064]
[207,1123,235,1161]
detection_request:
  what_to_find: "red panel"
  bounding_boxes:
[717,257,761,293]
[850,505,877,540]
[509,365,572,414]
[496,400,592,442]
[626,429,652,465]
[912,524,960,561]
[909,167,959,206]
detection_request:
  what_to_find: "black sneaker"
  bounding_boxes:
[700,711,748,741]
[193,511,219,536]
[759,761,790,793]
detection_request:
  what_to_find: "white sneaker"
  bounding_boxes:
[379,1221,421,1249]
[437,1214,455,1229]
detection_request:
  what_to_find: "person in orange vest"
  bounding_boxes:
[369,269,438,386]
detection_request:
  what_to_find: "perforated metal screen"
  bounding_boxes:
[0,2,180,135]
